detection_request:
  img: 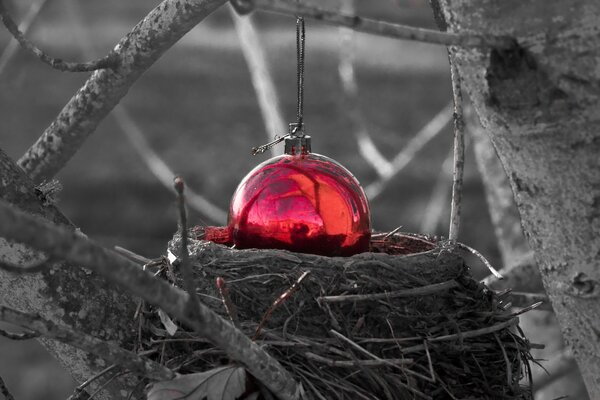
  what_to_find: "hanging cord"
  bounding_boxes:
[295,16,305,133]
[252,15,307,155]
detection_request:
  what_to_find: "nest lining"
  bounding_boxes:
[137,232,533,400]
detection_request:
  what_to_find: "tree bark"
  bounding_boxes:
[0,148,137,399]
[436,1,600,397]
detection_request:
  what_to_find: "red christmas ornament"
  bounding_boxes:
[228,132,371,256]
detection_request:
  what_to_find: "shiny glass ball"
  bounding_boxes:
[228,152,371,256]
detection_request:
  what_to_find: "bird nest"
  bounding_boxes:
[137,230,534,400]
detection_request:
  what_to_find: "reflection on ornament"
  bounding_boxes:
[228,138,371,256]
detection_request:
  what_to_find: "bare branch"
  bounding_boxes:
[419,148,453,234]
[173,177,200,316]
[365,102,452,199]
[0,199,300,400]
[0,0,118,72]
[447,57,465,242]
[113,106,227,224]
[253,0,514,48]
[63,0,227,224]
[0,0,49,74]
[230,5,287,157]
[0,374,15,400]
[0,305,174,381]
[482,252,545,293]
[18,0,229,183]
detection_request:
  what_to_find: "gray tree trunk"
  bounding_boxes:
[436,1,600,397]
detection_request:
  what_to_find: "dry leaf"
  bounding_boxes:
[157,309,178,336]
[147,366,247,400]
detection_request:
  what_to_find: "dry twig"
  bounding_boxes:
[319,280,458,303]
[0,0,118,72]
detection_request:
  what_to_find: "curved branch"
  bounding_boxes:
[0,199,300,400]
[0,0,49,74]
[0,0,118,72]
[18,0,229,182]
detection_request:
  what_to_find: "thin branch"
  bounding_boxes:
[0,199,300,400]
[508,292,550,311]
[481,251,544,293]
[113,106,227,224]
[419,148,453,233]
[336,0,392,179]
[318,280,458,303]
[304,352,412,368]
[365,102,452,199]
[254,270,310,340]
[63,0,227,224]
[174,177,200,316]
[447,57,464,242]
[455,242,502,279]
[428,318,517,343]
[229,5,287,157]
[0,0,118,72]
[0,0,49,74]
[253,0,514,48]
[0,305,174,381]
[66,365,120,400]
[0,374,15,400]
[18,0,229,182]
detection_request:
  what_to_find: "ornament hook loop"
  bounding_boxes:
[251,134,290,155]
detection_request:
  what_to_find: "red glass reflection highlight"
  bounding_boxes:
[228,153,371,256]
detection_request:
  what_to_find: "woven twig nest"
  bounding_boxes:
[140,231,533,399]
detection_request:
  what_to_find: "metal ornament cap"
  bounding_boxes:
[228,151,372,257]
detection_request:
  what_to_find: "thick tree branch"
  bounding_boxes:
[254,0,514,48]
[0,306,174,381]
[0,0,118,72]
[18,0,228,182]
[0,199,300,400]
